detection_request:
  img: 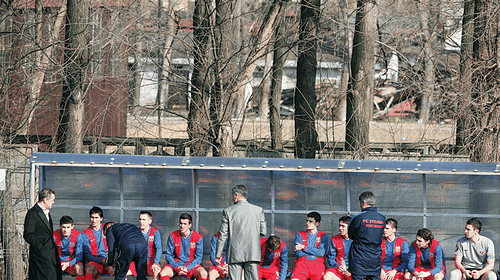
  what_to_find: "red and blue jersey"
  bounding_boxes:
[165,230,203,271]
[82,225,108,263]
[381,236,409,272]
[53,229,83,266]
[260,237,289,280]
[142,227,162,265]
[327,234,352,268]
[408,239,445,276]
[210,232,227,266]
[295,230,328,262]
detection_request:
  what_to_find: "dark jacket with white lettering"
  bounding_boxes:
[347,206,386,276]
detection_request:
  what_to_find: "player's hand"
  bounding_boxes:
[220,264,228,274]
[471,270,481,279]
[295,243,305,251]
[386,270,397,280]
[345,271,351,277]
[152,263,161,275]
[108,266,115,276]
[464,270,472,278]
[61,261,70,271]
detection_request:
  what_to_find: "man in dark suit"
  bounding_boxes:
[216,185,267,280]
[23,188,62,280]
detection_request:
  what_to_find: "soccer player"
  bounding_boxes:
[53,215,84,280]
[408,228,445,280]
[209,232,228,280]
[380,218,409,280]
[81,206,114,280]
[259,235,289,280]
[159,213,207,280]
[450,218,495,280]
[129,211,163,280]
[290,211,329,280]
[325,216,352,280]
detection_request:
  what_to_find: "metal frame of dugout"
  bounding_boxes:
[29,153,500,273]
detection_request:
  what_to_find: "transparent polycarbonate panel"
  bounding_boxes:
[273,171,346,211]
[197,169,272,209]
[348,172,424,213]
[44,166,121,206]
[122,168,193,208]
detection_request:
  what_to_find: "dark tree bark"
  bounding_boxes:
[188,0,212,156]
[294,0,320,159]
[345,0,378,159]
[56,0,89,153]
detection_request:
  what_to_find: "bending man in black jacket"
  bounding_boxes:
[104,222,149,280]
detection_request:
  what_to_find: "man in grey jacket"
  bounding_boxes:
[216,185,267,280]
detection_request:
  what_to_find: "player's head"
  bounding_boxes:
[466,218,482,233]
[232,185,248,202]
[103,222,115,235]
[38,188,55,209]
[139,211,153,230]
[384,218,398,238]
[465,218,481,239]
[415,228,433,249]
[359,191,375,208]
[59,215,74,238]
[179,213,192,235]
[266,235,282,252]
[306,212,321,231]
[339,216,350,236]
[89,206,104,229]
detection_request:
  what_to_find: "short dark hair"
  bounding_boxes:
[386,218,398,230]
[266,235,282,251]
[232,185,248,199]
[466,218,482,233]
[60,215,74,226]
[89,206,103,218]
[38,188,55,202]
[140,211,153,219]
[179,213,192,223]
[307,212,321,224]
[359,191,375,206]
[103,222,115,235]
[339,216,351,224]
[416,228,433,241]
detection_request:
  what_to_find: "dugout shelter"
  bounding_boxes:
[29,153,500,274]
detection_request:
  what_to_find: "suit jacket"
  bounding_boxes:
[216,200,266,263]
[23,203,62,280]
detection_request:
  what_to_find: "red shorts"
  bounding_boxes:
[292,260,325,280]
[164,264,203,278]
[86,261,112,278]
[62,262,83,275]
[210,265,228,279]
[129,261,157,276]
[414,268,445,280]
[259,266,280,280]
[381,270,404,280]
[326,267,351,280]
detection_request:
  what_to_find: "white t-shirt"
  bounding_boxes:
[455,235,495,270]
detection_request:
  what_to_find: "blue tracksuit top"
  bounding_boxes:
[165,230,203,271]
[347,206,386,275]
[210,233,227,266]
[408,243,444,275]
[142,228,162,264]
[294,231,329,260]
[82,226,107,263]
[54,233,84,266]
[261,241,289,280]
[106,223,147,266]
[382,238,409,271]
[327,236,352,268]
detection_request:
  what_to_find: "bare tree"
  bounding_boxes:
[294,0,320,159]
[345,0,378,159]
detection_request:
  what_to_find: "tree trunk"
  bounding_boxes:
[294,0,320,159]
[455,0,474,153]
[345,0,378,159]
[335,0,353,122]
[57,0,89,153]
[468,0,500,162]
[269,7,286,151]
[417,0,436,122]
[258,49,273,120]
[188,0,212,156]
